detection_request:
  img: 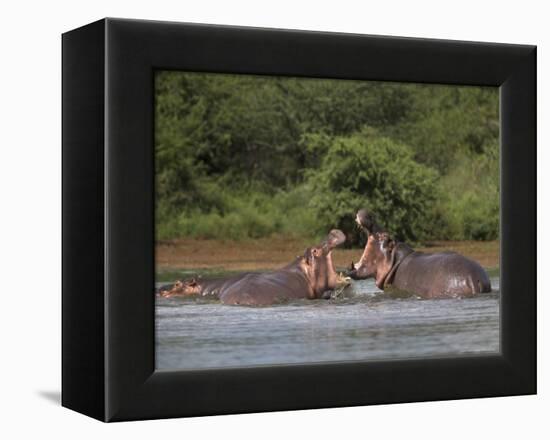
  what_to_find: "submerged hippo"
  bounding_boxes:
[157,229,348,306]
[347,210,491,298]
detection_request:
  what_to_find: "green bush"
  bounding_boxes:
[155,183,322,241]
[303,129,439,242]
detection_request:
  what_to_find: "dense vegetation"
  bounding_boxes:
[155,71,499,244]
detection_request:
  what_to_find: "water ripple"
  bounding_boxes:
[156,277,500,370]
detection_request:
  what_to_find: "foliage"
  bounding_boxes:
[156,181,321,241]
[391,86,500,174]
[436,140,500,240]
[155,71,499,243]
[303,130,439,242]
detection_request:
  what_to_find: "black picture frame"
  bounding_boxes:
[62,18,536,422]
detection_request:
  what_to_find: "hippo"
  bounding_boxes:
[157,229,349,305]
[347,210,491,298]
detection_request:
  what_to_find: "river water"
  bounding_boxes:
[155,273,500,370]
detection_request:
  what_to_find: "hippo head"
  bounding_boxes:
[347,232,396,289]
[355,208,383,235]
[158,278,202,298]
[301,229,346,298]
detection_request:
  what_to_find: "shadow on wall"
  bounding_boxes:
[37,390,61,405]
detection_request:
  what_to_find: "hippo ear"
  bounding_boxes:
[389,242,397,264]
[374,239,397,289]
[383,239,396,263]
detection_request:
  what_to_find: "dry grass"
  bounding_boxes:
[156,237,499,272]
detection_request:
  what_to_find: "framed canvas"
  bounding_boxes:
[62,18,536,422]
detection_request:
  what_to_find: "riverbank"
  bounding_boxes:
[156,237,499,274]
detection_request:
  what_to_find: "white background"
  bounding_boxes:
[0,0,546,437]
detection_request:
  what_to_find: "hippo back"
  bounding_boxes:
[219,270,312,306]
[390,251,491,298]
